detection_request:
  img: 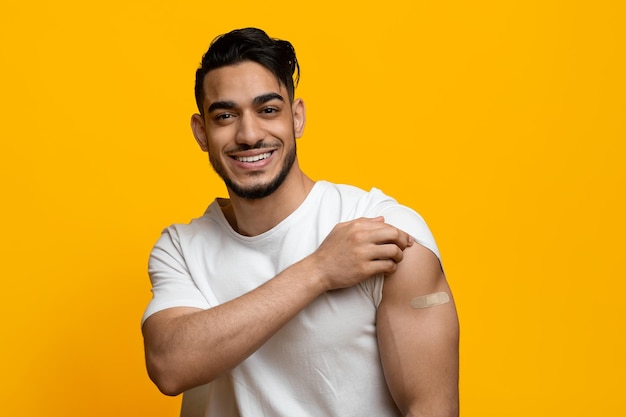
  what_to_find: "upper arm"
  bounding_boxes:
[143,227,212,325]
[142,306,203,341]
[142,307,203,363]
[377,243,459,417]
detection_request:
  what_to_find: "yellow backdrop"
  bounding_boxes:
[1,1,624,416]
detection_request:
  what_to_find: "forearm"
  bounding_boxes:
[143,256,326,395]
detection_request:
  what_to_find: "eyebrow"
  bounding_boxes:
[207,92,285,114]
[253,92,284,106]
[207,100,236,114]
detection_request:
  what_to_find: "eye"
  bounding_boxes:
[213,112,236,124]
[260,107,279,116]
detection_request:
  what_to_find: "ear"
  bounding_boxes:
[191,113,209,152]
[292,98,306,139]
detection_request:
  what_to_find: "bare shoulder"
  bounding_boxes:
[380,243,449,305]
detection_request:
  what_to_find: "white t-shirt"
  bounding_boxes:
[143,181,440,417]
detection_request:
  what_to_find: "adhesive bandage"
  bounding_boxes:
[410,292,450,309]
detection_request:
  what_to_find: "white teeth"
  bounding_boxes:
[236,152,272,163]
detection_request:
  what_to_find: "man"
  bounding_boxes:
[142,27,459,417]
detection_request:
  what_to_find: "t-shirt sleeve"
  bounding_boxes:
[141,226,211,325]
[364,188,440,261]
[378,204,440,261]
[361,188,442,307]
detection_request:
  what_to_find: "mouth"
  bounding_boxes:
[233,151,273,163]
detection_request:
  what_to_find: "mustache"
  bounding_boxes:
[225,141,280,154]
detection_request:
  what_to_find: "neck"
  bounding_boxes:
[224,164,315,236]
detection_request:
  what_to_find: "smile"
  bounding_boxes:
[234,152,273,163]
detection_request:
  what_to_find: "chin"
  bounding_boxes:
[228,178,284,200]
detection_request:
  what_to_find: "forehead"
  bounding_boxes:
[202,61,286,106]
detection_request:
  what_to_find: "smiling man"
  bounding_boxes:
[142,28,459,417]
[193,62,302,205]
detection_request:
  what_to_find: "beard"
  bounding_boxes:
[209,140,297,200]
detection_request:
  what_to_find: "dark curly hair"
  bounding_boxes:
[194,27,300,114]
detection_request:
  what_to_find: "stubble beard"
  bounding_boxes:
[209,140,297,200]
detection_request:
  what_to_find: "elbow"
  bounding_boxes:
[151,376,185,397]
[145,352,188,396]
[145,349,223,397]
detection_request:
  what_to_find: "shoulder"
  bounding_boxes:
[358,186,441,261]
[314,180,369,202]
[315,181,396,216]
[317,181,440,259]
[384,242,446,299]
[150,200,227,255]
[321,181,416,221]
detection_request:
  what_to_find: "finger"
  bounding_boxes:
[370,258,400,275]
[371,243,405,263]
[367,225,413,250]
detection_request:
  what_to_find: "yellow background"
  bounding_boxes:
[1,1,624,416]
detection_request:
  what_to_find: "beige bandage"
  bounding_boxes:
[410,292,450,309]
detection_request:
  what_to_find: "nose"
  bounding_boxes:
[235,111,265,146]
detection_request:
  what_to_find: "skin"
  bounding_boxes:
[377,244,460,416]
[142,61,459,416]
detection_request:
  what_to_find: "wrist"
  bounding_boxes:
[294,254,330,294]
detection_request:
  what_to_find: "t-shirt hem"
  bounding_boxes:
[141,300,210,326]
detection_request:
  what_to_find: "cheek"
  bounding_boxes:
[271,118,297,138]
[205,129,231,150]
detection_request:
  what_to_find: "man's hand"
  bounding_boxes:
[308,216,415,291]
